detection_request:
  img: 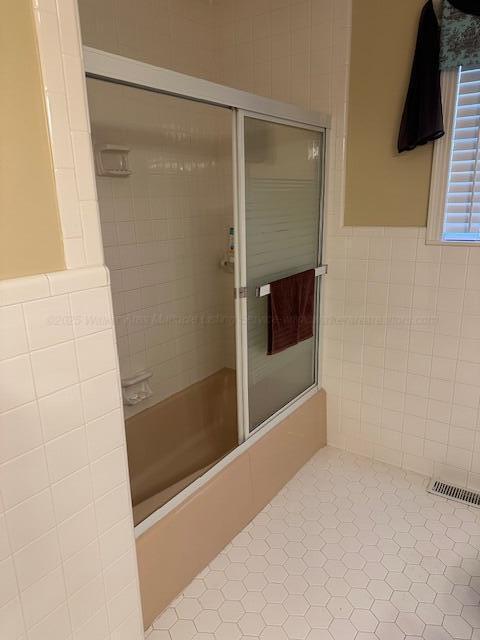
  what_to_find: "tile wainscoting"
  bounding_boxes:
[0,266,144,640]
[323,226,480,492]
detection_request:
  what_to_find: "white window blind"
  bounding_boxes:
[443,66,480,242]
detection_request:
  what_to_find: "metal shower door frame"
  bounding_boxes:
[234,110,327,443]
[83,46,330,449]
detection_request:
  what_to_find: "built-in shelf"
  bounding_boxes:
[95,144,132,177]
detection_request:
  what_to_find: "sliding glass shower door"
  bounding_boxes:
[239,114,325,432]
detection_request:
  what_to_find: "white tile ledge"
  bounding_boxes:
[0,266,109,306]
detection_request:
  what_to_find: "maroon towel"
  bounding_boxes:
[267,269,315,356]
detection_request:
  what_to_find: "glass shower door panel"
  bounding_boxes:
[244,116,323,430]
[86,77,238,524]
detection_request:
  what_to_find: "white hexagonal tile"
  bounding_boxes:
[222,581,247,601]
[417,603,445,626]
[182,579,206,599]
[325,577,349,596]
[261,603,288,626]
[175,598,201,620]
[364,562,388,580]
[386,571,412,591]
[304,567,328,586]
[375,622,405,640]
[197,622,228,640]
[305,586,330,606]
[194,610,221,633]
[152,608,177,630]
[428,574,454,594]
[243,572,268,592]
[169,620,197,640]
[347,588,373,609]
[265,548,288,566]
[241,590,266,613]
[326,596,353,619]
[305,606,332,629]
[218,600,244,623]
[263,583,288,604]
[199,589,224,610]
[351,609,378,633]
[238,612,265,636]
[410,581,436,603]
[367,579,393,600]
[462,605,480,629]
[324,560,347,578]
[345,569,369,588]
[225,563,248,581]
[323,543,344,560]
[452,585,479,606]
[443,615,473,639]
[343,553,366,571]
[445,567,471,585]
[204,571,227,590]
[284,558,307,576]
[329,618,356,640]
[391,590,418,613]
[396,612,425,636]
[283,595,309,616]
[260,625,289,639]
[283,615,310,640]
[284,575,308,595]
[371,600,399,623]
[227,546,249,563]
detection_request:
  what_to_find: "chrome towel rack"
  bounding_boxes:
[256,265,328,298]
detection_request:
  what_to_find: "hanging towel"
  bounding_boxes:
[267,269,315,356]
[398,0,445,153]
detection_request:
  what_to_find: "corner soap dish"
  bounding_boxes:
[121,371,153,406]
[95,144,132,177]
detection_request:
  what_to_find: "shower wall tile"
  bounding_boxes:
[88,85,235,418]
[77,0,218,84]
[0,266,143,640]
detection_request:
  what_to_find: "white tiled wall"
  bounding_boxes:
[77,0,219,84]
[324,226,480,492]
[86,79,235,417]
[33,0,103,269]
[0,267,143,640]
[212,0,350,116]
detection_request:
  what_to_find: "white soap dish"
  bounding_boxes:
[121,371,153,406]
[95,144,132,177]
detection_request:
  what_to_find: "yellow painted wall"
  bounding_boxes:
[0,0,65,279]
[345,0,434,226]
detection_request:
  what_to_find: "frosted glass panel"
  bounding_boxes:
[244,117,323,430]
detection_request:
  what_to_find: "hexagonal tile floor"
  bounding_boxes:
[148,447,480,640]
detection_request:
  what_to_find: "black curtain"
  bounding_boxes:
[398,0,445,153]
[448,0,480,16]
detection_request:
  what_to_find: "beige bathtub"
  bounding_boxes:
[125,368,238,526]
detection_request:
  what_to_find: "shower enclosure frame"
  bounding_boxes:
[83,47,330,528]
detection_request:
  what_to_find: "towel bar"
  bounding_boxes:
[256,265,328,297]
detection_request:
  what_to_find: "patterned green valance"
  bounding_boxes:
[440,0,480,69]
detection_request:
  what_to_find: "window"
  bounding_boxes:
[427,66,480,245]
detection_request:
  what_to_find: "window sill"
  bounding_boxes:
[425,239,480,247]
